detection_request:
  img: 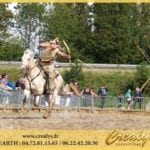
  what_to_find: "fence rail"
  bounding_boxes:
[1,61,149,69]
[0,89,150,113]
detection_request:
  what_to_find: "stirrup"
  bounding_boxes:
[47,88,55,94]
[46,89,52,94]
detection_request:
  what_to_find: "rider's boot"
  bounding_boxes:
[46,78,55,94]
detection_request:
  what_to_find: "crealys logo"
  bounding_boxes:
[105,130,150,147]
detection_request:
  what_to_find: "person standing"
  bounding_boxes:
[80,86,98,107]
[117,93,124,108]
[98,85,107,109]
[64,80,80,107]
[80,86,92,107]
[133,87,142,109]
[125,89,132,110]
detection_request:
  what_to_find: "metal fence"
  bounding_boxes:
[0,89,150,112]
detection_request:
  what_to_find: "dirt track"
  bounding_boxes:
[0,110,149,130]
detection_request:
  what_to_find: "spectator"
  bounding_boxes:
[0,74,2,83]
[0,74,12,105]
[80,86,98,107]
[64,80,80,107]
[80,86,92,107]
[1,73,16,90]
[125,89,132,110]
[15,78,25,90]
[80,86,91,95]
[117,93,124,107]
[90,87,98,97]
[1,73,14,90]
[68,80,80,95]
[80,86,98,96]
[98,85,107,109]
[0,74,3,89]
[133,87,142,109]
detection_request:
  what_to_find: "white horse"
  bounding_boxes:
[20,49,64,118]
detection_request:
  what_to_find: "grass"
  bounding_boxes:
[0,65,149,109]
[0,65,146,96]
[0,66,21,81]
[93,97,150,110]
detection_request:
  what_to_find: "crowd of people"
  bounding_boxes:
[0,71,144,110]
[0,73,25,91]
[117,87,143,110]
[63,79,143,110]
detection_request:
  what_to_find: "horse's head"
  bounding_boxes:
[20,49,34,71]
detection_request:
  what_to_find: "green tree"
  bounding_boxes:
[44,3,91,62]
[63,59,84,88]
[136,4,150,59]
[0,38,24,61]
[126,63,150,94]
[0,4,23,61]
[11,3,150,64]
[69,3,92,62]
[45,4,77,40]
[91,3,145,64]
[14,3,46,51]
[0,4,13,40]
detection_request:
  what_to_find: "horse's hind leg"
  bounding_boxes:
[43,76,64,119]
[43,94,54,119]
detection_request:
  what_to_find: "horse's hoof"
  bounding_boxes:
[34,104,39,107]
[43,115,48,119]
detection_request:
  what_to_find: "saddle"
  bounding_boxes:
[37,61,60,95]
[36,61,51,94]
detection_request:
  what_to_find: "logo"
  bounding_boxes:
[105,130,150,147]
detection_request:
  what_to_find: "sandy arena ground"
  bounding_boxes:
[0,110,149,130]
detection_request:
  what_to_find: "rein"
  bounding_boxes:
[25,65,43,94]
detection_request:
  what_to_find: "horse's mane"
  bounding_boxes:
[24,49,34,58]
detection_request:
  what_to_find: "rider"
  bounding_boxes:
[39,38,71,94]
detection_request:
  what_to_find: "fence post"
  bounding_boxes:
[17,88,20,112]
[91,96,94,113]
[78,95,81,112]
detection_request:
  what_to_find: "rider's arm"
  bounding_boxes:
[39,42,50,48]
[57,50,71,60]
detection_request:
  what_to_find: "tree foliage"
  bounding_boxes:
[0,4,13,39]
[1,3,150,64]
[63,59,84,87]
[125,63,150,94]
[0,3,23,61]
[14,3,46,50]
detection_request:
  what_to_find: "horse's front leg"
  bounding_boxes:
[43,93,55,119]
[21,89,30,113]
[33,96,39,107]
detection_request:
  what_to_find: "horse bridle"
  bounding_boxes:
[25,67,43,94]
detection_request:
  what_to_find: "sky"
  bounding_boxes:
[7,3,19,38]
[8,3,17,13]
